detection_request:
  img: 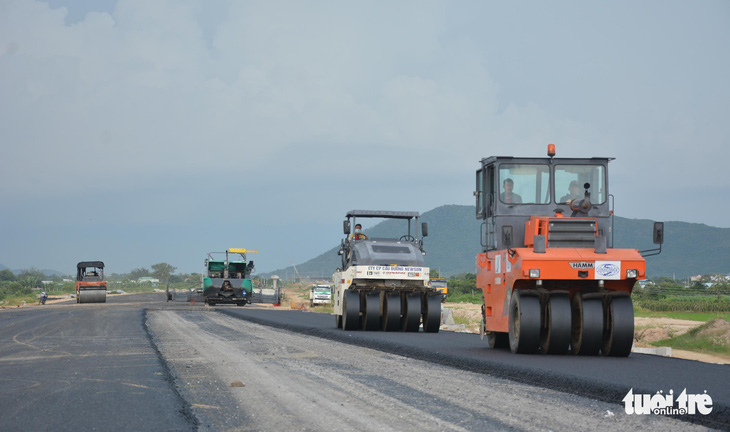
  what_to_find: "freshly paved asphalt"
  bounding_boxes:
[220,306,730,429]
[0,293,195,432]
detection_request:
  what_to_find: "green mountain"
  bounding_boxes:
[266,205,730,280]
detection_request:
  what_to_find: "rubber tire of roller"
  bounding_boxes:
[570,295,603,356]
[487,332,510,349]
[422,295,441,333]
[362,293,380,331]
[601,296,634,357]
[402,294,421,332]
[342,290,361,331]
[381,294,401,332]
[540,294,571,355]
[508,291,541,354]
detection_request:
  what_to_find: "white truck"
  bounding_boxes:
[309,284,332,307]
[333,210,441,333]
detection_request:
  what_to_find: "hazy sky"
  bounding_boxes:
[1,0,728,275]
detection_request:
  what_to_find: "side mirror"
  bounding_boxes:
[421,222,428,237]
[343,220,351,235]
[653,222,664,245]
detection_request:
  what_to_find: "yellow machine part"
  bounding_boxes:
[229,248,258,254]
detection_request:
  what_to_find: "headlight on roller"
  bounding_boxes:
[626,269,638,278]
[529,269,540,278]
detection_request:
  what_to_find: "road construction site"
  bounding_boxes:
[1,292,728,431]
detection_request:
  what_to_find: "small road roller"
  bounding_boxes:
[333,210,441,333]
[76,261,107,303]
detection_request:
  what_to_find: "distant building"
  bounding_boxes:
[690,274,730,283]
[137,277,160,286]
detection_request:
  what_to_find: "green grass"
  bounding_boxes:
[634,310,730,322]
[446,293,483,304]
[309,304,334,314]
[452,315,474,326]
[663,295,730,302]
[651,319,730,357]
[0,293,39,306]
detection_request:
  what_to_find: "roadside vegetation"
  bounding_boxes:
[633,275,730,312]
[444,273,481,304]
[634,311,730,322]
[0,264,206,307]
[651,318,730,357]
[0,268,55,306]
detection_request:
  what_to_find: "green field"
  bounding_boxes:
[634,310,730,322]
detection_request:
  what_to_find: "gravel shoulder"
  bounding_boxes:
[147,309,710,432]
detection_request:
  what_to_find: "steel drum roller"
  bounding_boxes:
[78,289,106,303]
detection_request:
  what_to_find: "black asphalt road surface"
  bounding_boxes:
[0,293,195,432]
[219,306,730,429]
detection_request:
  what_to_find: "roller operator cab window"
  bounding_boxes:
[555,164,607,204]
[498,164,550,204]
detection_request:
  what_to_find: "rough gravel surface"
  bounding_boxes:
[147,309,710,431]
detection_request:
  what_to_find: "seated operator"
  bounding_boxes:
[351,223,368,240]
[500,178,522,204]
[560,180,581,203]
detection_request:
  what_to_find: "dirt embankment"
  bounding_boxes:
[634,317,701,345]
[697,319,730,345]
